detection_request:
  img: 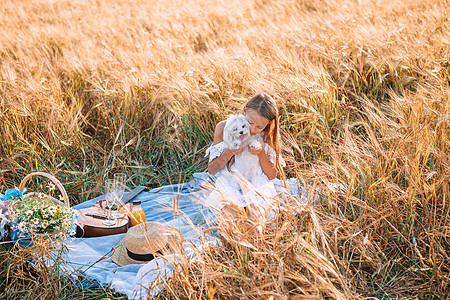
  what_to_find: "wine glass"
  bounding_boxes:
[112,173,127,218]
[103,179,116,226]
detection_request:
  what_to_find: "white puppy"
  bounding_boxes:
[223,114,262,150]
[223,114,265,193]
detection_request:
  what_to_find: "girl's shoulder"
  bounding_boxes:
[215,120,226,131]
[212,120,227,144]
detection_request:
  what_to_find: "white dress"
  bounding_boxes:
[204,133,285,210]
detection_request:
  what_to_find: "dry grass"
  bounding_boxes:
[0,0,449,298]
[0,239,126,299]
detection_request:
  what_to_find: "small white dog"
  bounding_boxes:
[222,114,264,192]
[223,114,261,150]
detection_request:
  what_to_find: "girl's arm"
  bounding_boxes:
[208,121,243,175]
[249,146,277,180]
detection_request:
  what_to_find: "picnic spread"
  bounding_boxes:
[1,172,308,299]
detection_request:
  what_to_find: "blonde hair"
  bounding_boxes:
[245,92,284,179]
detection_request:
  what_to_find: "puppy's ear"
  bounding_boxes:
[225,114,233,124]
[227,114,239,124]
[238,114,247,122]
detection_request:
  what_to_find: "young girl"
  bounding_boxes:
[204,92,285,220]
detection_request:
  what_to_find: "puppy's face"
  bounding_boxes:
[226,114,250,141]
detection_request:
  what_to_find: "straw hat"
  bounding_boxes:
[111,222,184,266]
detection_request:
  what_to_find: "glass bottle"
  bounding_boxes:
[130,200,146,226]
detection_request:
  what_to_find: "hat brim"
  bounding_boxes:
[111,222,184,267]
[111,235,155,266]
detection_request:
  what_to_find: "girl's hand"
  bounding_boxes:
[229,146,243,156]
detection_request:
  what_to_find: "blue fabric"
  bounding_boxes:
[63,173,305,299]
[63,173,218,299]
[0,187,26,201]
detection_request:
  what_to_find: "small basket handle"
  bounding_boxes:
[18,172,70,208]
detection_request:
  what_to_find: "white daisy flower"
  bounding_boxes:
[47,182,56,191]
[18,223,27,232]
[48,206,57,215]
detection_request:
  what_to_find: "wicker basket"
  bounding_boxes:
[18,172,70,208]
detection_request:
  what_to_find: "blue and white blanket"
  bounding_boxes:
[63,173,306,299]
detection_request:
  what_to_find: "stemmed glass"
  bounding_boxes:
[112,173,127,218]
[103,179,116,226]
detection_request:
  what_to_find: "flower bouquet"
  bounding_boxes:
[10,193,78,240]
[0,172,79,245]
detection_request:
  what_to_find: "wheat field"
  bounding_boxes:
[0,0,449,298]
